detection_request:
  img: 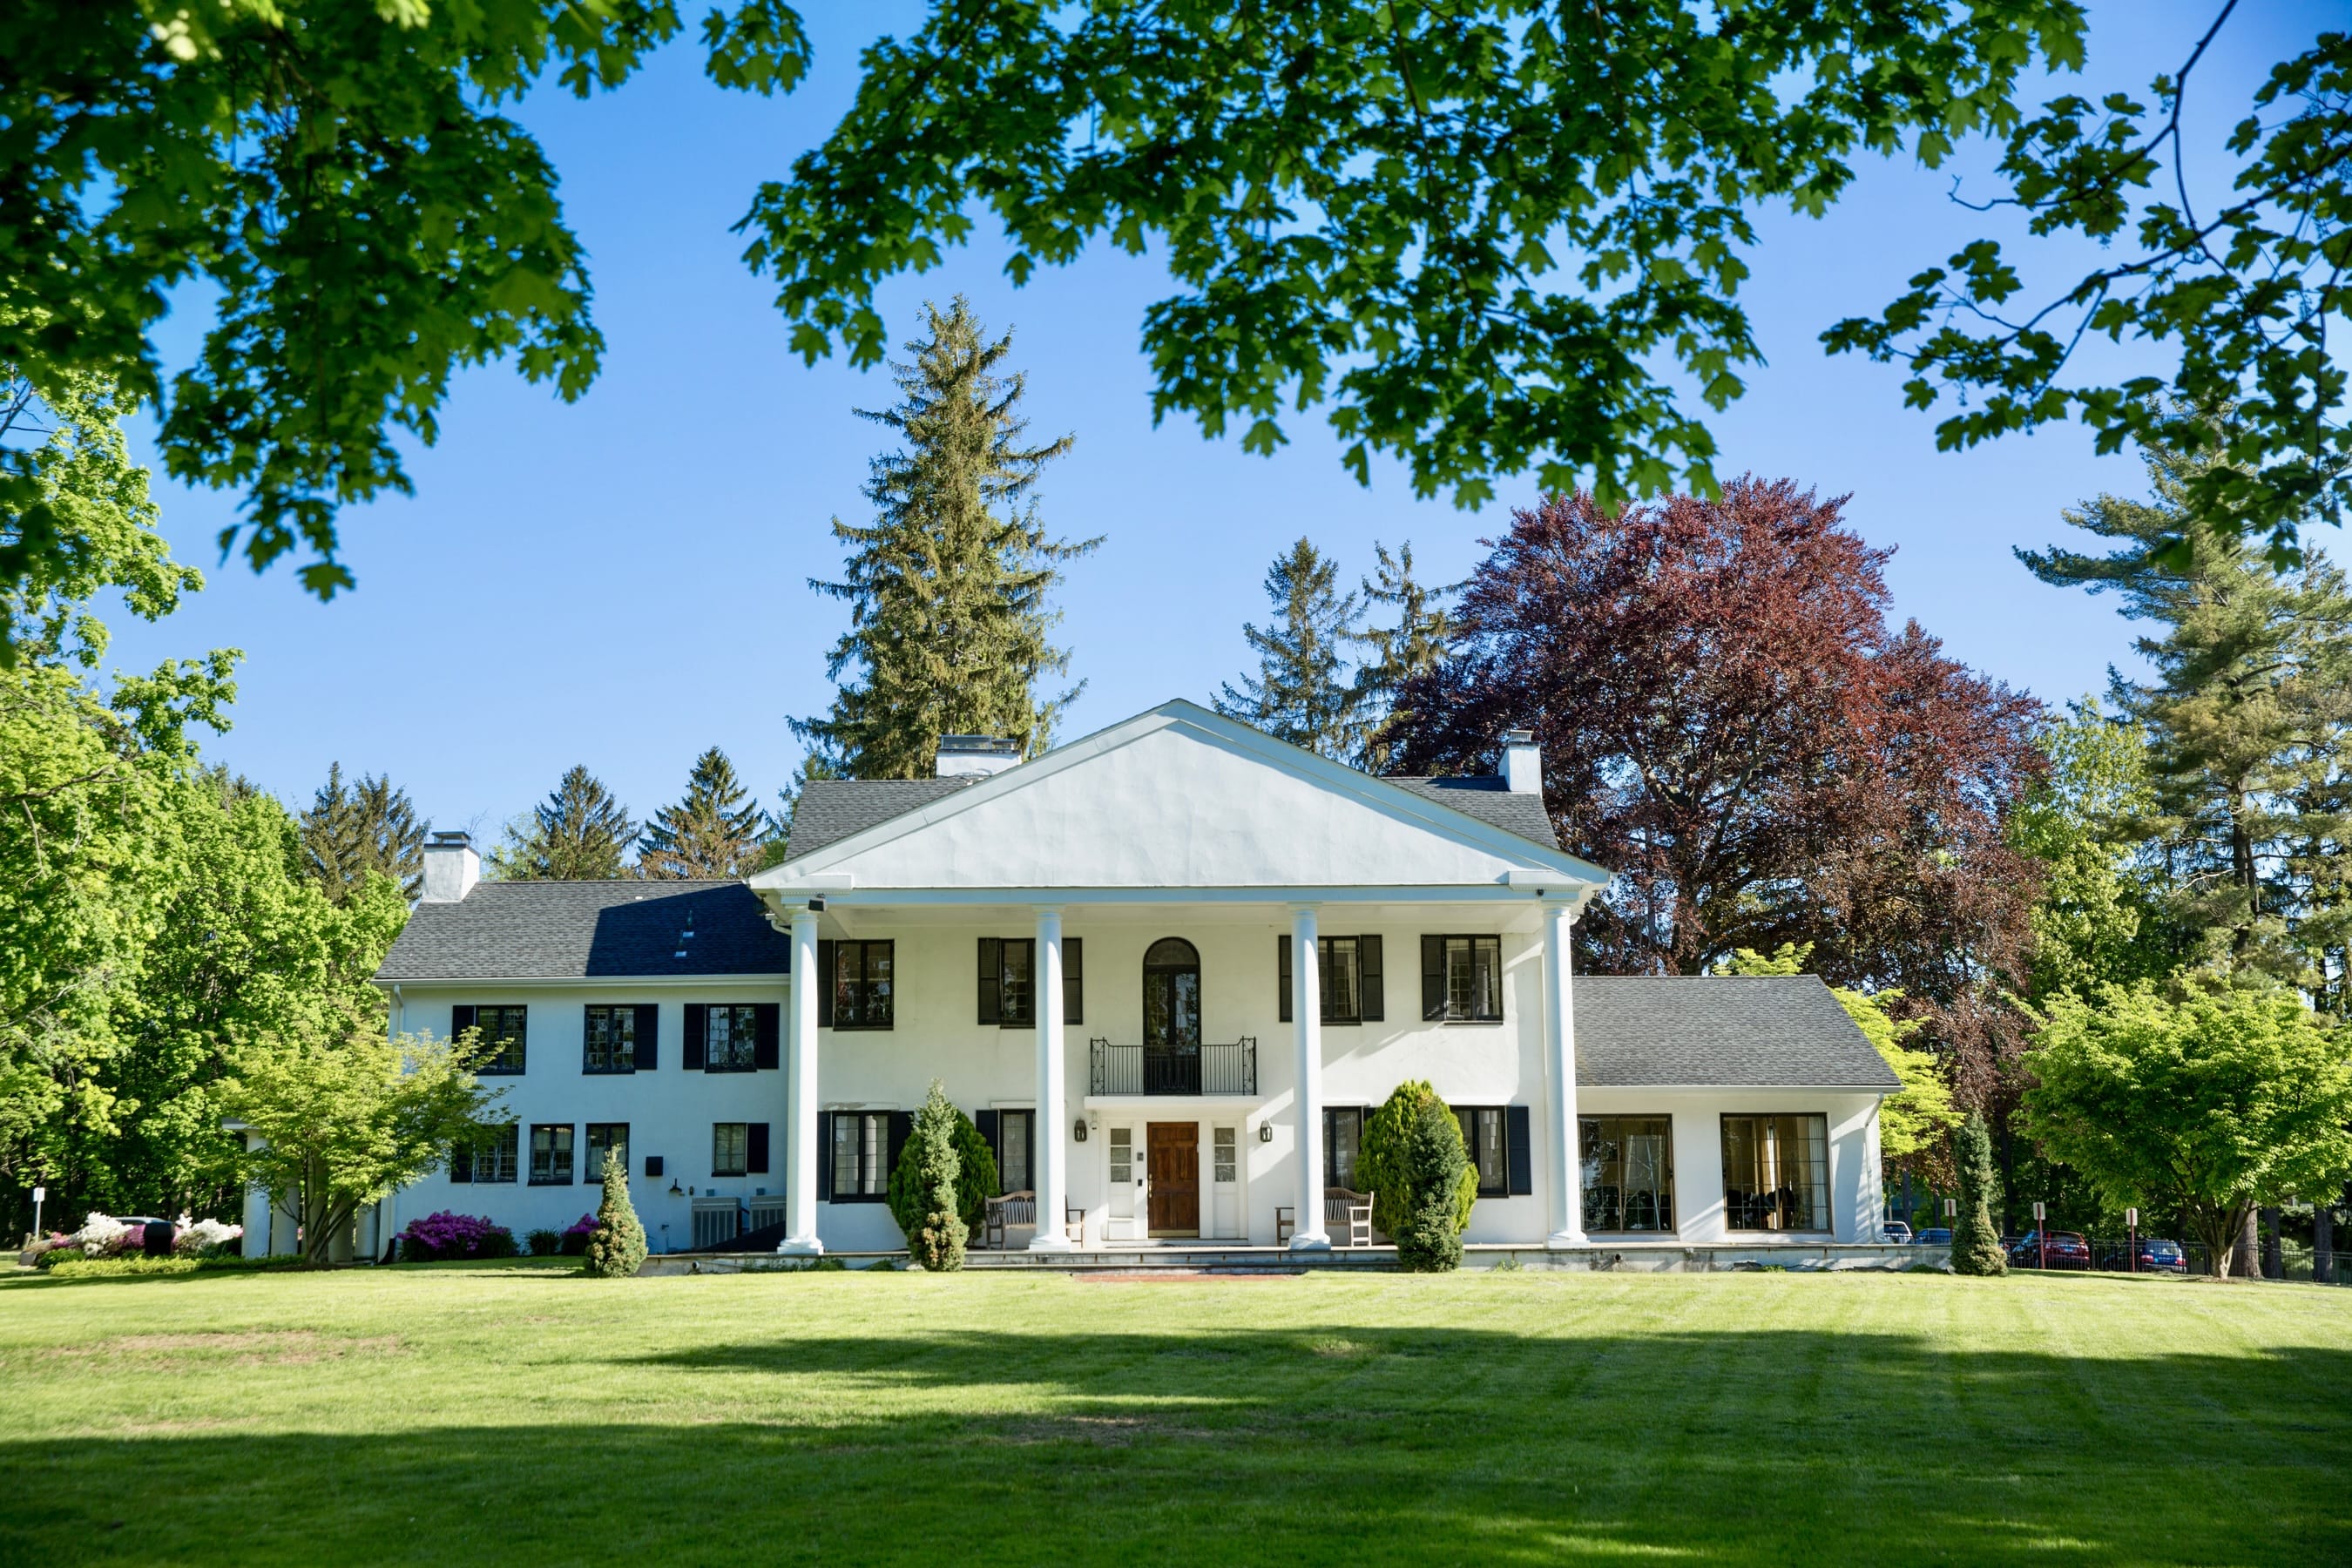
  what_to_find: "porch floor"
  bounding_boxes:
[643,1241,1936,1275]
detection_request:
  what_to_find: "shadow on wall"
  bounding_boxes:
[3,1316,2347,1563]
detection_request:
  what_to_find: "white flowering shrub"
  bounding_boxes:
[75,1213,133,1256]
[173,1219,242,1254]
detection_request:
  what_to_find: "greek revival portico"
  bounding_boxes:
[747,701,1610,1255]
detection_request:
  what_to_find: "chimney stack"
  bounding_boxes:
[420,829,480,902]
[1500,728,1542,794]
[936,735,1022,779]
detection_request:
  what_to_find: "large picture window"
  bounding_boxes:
[584,1006,637,1073]
[1420,937,1503,1022]
[585,1123,629,1182]
[529,1124,574,1186]
[1455,1105,1510,1196]
[1721,1114,1830,1232]
[450,1122,517,1184]
[705,1004,759,1071]
[831,1111,890,1199]
[831,941,895,1030]
[1580,1116,1675,1233]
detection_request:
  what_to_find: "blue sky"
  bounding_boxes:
[105,1,2335,840]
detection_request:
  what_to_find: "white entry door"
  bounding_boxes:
[1105,1123,1146,1241]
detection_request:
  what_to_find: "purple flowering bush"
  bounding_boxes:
[398,1212,517,1261]
[561,1213,598,1256]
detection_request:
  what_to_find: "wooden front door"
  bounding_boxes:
[1147,1122,1200,1237]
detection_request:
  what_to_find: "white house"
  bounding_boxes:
[259,700,1897,1264]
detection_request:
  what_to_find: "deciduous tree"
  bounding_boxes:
[796,299,1097,778]
[1216,537,1363,760]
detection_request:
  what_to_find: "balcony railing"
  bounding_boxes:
[1088,1037,1257,1097]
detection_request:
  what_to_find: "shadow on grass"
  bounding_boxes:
[3,1322,2347,1565]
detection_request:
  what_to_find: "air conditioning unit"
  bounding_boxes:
[691,1197,744,1251]
[746,1195,790,1233]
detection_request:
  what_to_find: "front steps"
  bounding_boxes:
[640,1240,1934,1275]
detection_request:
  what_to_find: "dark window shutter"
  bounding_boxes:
[1064,936,1083,1025]
[747,1121,771,1175]
[888,1111,914,1184]
[635,1004,659,1071]
[1422,936,1446,1020]
[1507,1105,1533,1196]
[975,1110,1000,1183]
[452,1004,476,1040]
[754,1004,781,1070]
[1278,935,1293,1024]
[645,1154,664,1179]
[816,940,837,1027]
[978,937,1001,1024]
[815,1112,834,1201]
[1361,935,1384,1021]
[1024,1114,1037,1193]
[449,1136,473,1183]
[682,1004,706,1071]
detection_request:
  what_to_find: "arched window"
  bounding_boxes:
[1141,938,1202,1055]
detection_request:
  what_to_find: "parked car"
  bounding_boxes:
[2098,1237,2188,1274]
[1879,1221,1913,1244]
[1913,1227,1952,1247]
[2008,1230,2093,1269]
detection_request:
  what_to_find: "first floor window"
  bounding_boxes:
[1455,1105,1509,1197]
[831,940,895,1029]
[1423,936,1504,1022]
[1213,1125,1238,1185]
[467,1005,529,1073]
[584,1006,637,1073]
[1721,1114,1830,1232]
[1580,1116,1675,1233]
[530,1123,574,1185]
[586,1123,629,1182]
[996,1109,1034,1193]
[712,1122,749,1179]
[831,1111,889,1198]
[451,1122,517,1184]
[1325,1106,1365,1190]
[706,1004,759,1071]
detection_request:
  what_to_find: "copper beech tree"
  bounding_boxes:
[1390,478,2044,1107]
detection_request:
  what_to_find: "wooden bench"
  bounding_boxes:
[1275,1190,1376,1247]
[982,1192,1085,1248]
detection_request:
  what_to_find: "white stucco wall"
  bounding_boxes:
[376,920,1884,1251]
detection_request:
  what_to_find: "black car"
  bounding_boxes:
[2008,1230,2093,1269]
[1913,1227,1953,1247]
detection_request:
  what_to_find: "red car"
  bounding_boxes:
[2008,1230,2092,1269]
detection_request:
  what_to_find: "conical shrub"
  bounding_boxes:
[584,1144,648,1278]
[1395,1095,1468,1272]
[1950,1112,2007,1276]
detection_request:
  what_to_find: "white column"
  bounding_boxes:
[1544,898,1587,1247]
[240,1138,275,1257]
[1290,905,1330,1250]
[1030,906,1076,1251]
[780,907,825,1255]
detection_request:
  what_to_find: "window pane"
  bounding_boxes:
[865,944,893,1025]
[1477,1108,1506,1193]
[1328,1109,1361,1189]
[1000,1111,1032,1192]
[714,1122,747,1178]
[1472,938,1501,1020]
[862,1113,883,1195]
[1213,1126,1237,1184]
[1583,1117,1673,1233]
[1321,937,1359,1024]
[585,1123,627,1182]
[829,1116,856,1192]
[1446,938,1473,1019]
[1721,1115,1827,1231]
[1108,1126,1131,1186]
[1002,941,1033,1026]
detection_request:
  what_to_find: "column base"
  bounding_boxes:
[1027,1233,1078,1254]
[1288,1231,1333,1253]
[775,1235,825,1257]
[1544,1230,1588,1250]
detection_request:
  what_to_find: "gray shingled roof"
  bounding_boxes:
[375,881,789,981]
[1386,775,1565,852]
[785,777,980,859]
[1574,976,1900,1090]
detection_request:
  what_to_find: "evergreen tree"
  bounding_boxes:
[583,1136,648,1279]
[1394,1094,1469,1273]
[1216,537,1363,759]
[639,747,774,880]
[1348,541,1456,774]
[795,298,1098,779]
[2023,422,2352,991]
[1950,1112,2009,1275]
[896,1081,968,1271]
[489,766,637,881]
[298,763,428,902]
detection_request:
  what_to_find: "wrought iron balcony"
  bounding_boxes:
[1087,1037,1258,1097]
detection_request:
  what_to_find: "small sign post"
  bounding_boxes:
[2126,1207,2139,1273]
[30,1185,44,1241]
[2033,1201,2048,1270]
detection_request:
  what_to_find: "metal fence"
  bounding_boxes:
[1997,1233,2218,1275]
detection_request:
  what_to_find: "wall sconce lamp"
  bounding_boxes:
[668,1179,683,1197]
[1259,1123,1273,1143]
[1073,1119,1088,1143]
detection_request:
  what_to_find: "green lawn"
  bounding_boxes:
[2,1262,2347,1565]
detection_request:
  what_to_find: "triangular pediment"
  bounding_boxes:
[754,702,1608,893]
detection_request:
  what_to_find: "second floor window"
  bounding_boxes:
[456,1004,528,1073]
[828,941,895,1030]
[584,1006,637,1073]
[706,1004,759,1071]
[1421,936,1503,1022]
[1281,936,1385,1024]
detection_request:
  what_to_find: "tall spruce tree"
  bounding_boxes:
[490,766,637,881]
[1348,540,1456,774]
[795,298,1098,779]
[298,763,428,902]
[1216,537,1363,759]
[639,747,774,879]
[2022,422,2352,990]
